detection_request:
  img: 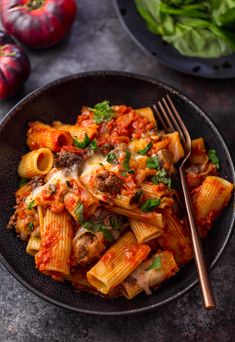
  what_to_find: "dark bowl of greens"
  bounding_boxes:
[113,0,235,78]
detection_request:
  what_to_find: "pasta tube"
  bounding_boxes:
[129,219,163,243]
[26,236,41,256]
[166,132,184,163]
[87,231,150,294]
[190,138,208,165]
[35,209,73,276]
[192,176,234,237]
[120,250,179,299]
[27,121,73,152]
[18,148,53,178]
[136,107,157,126]
[157,214,193,266]
[107,206,165,227]
[52,122,98,140]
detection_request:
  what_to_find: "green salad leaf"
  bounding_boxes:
[135,0,235,58]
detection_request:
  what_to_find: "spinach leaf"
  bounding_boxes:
[140,198,161,212]
[138,142,152,155]
[19,178,28,188]
[73,133,90,149]
[106,152,118,164]
[146,255,162,270]
[208,149,220,169]
[147,155,160,170]
[89,100,113,124]
[74,203,84,224]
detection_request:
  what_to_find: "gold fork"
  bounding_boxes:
[153,95,216,310]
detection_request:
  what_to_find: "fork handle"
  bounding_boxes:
[179,167,216,310]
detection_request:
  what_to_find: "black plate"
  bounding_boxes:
[113,0,235,79]
[0,71,234,315]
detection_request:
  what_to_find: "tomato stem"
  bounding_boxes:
[0,46,16,57]
[27,0,45,11]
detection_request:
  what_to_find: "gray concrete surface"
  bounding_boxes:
[0,1,234,341]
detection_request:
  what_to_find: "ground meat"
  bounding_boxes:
[31,175,44,189]
[95,170,123,194]
[55,150,84,171]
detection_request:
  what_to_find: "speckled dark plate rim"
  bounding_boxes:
[0,71,234,316]
[112,0,235,79]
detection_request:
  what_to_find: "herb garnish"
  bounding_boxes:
[110,217,120,230]
[28,222,34,231]
[27,200,35,210]
[106,152,118,164]
[140,198,161,212]
[74,203,84,224]
[131,190,143,204]
[208,149,220,169]
[83,221,113,243]
[90,139,97,150]
[123,150,131,170]
[89,100,113,124]
[146,255,161,271]
[138,142,152,155]
[66,180,72,188]
[151,169,172,188]
[73,133,91,149]
[147,155,160,170]
[19,178,28,188]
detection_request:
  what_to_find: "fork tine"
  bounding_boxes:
[161,97,186,144]
[153,104,168,130]
[166,95,191,144]
[157,100,175,132]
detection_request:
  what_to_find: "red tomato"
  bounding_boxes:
[1,0,77,49]
[0,31,30,100]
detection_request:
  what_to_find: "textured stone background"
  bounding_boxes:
[0,1,234,341]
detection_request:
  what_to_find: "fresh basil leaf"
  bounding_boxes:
[101,229,113,243]
[19,178,28,188]
[123,150,131,170]
[151,169,172,188]
[106,152,118,164]
[140,198,161,212]
[138,142,152,155]
[127,169,135,174]
[27,200,35,210]
[147,155,160,170]
[90,139,97,150]
[208,149,220,169]
[74,203,84,224]
[73,133,90,149]
[146,255,161,271]
[28,222,34,231]
[89,100,113,124]
[83,221,113,242]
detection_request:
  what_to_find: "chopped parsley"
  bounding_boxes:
[89,100,113,124]
[138,142,152,155]
[147,155,160,170]
[19,178,28,188]
[151,169,172,188]
[27,200,35,210]
[66,180,72,188]
[123,150,131,170]
[28,222,34,231]
[73,133,91,149]
[146,255,161,271]
[83,221,113,243]
[208,149,220,169]
[140,198,161,212]
[90,139,97,150]
[131,190,143,204]
[74,203,84,224]
[106,152,118,164]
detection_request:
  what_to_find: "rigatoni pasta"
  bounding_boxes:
[8,100,233,299]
